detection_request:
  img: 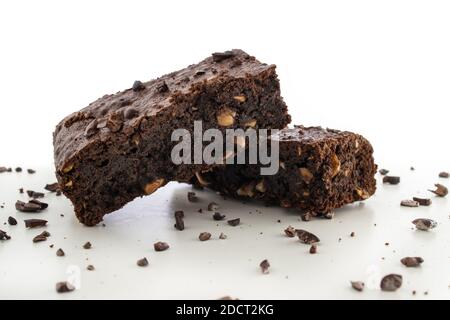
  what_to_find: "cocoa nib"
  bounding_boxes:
[137,257,149,267]
[212,51,236,62]
[259,259,270,274]
[0,229,11,240]
[383,176,400,185]
[284,226,296,238]
[174,210,185,231]
[227,218,240,226]
[412,218,437,231]
[401,257,424,267]
[24,219,47,228]
[154,241,169,252]
[351,281,365,292]
[380,274,402,292]
[56,281,75,294]
[412,197,432,206]
[296,229,320,244]
[428,183,448,197]
[199,232,212,241]
[400,200,419,207]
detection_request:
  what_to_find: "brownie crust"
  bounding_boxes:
[191,126,377,215]
[53,49,290,225]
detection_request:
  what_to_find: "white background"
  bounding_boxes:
[0,0,449,300]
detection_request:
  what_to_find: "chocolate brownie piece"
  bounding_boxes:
[191,126,376,215]
[53,49,290,226]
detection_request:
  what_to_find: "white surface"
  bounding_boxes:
[1,0,450,299]
[0,166,449,299]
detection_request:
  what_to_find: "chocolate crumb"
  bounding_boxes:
[87,265,95,271]
[8,216,17,226]
[19,188,24,194]
[401,256,424,267]
[27,190,45,199]
[383,176,400,185]
[296,229,320,244]
[400,199,419,207]
[227,218,240,226]
[428,183,448,197]
[33,231,50,243]
[83,241,92,249]
[137,257,149,267]
[412,218,437,231]
[15,167,22,172]
[259,259,270,274]
[324,211,334,219]
[213,212,226,221]
[44,183,60,192]
[380,274,402,292]
[56,281,75,293]
[219,232,227,240]
[27,169,36,174]
[132,80,145,92]
[439,172,449,178]
[412,197,432,206]
[309,244,317,254]
[0,230,11,240]
[199,232,212,241]
[351,281,365,292]
[49,244,54,248]
[56,248,65,257]
[154,241,169,252]
[379,169,389,175]
[301,212,312,221]
[350,232,355,237]
[24,219,47,228]
[187,192,198,202]
[284,226,296,238]
[174,210,185,231]
[207,202,219,211]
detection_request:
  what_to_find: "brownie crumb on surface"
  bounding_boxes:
[227,218,240,226]
[27,169,36,174]
[439,171,449,178]
[401,257,424,267]
[383,176,400,185]
[284,226,296,238]
[56,248,65,257]
[400,200,419,207]
[199,232,212,241]
[8,216,17,226]
[213,212,226,221]
[174,210,185,231]
[351,281,365,292]
[87,265,95,271]
[309,244,317,254]
[33,231,50,243]
[24,219,47,228]
[296,229,320,244]
[207,202,219,211]
[379,169,389,175]
[350,232,355,237]
[44,183,60,192]
[0,230,11,240]
[83,242,92,249]
[219,232,227,240]
[15,167,22,172]
[412,218,437,231]
[15,200,48,212]
[26,190,45,199]
[56,281,75,293]
[187,192,198,202]
[380,274,402,292]
[259,259,270,274]
[137,257,149,267]
[428,183,448,197]
[154,241,169,252]
[412,197,432,206]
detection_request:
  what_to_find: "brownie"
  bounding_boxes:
[53,49,290,226]
[190,126,377,215]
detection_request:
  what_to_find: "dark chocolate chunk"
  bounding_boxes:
[132,80,145,92]
[174,210,185,231]
[207,202,219,211]
[154,241,169,252]
[284,226,296,238]
[19,188,24,194]
[412,197,432,206]
[227,218,240,226]
[401,257,423,267]
[383,176,400,185]
[439,171,449,178]
[428,183,448,197]
[86,265,95,271]
[27,169,36,174]
[380,274,402,292]
[296,229,320,244]
[27,190,45,199]
[400,200,419,207]
[0,229,11,240]
[56,281,75,293]
[379,169,389,175]
[412,218,437,231]
[259,259,270,274]
[309,244,317,254]
[56,248,65,257]
[15,167,22,172]
[44,183,60,192]
[24,219,47,228]
[33,231,50,243]
[15,200,42,213]
[82,241,92,249]
[351,281,365,292]
[350,232,355,237]
[137,257,149,267]
[212,50,236,62]
[199,232,211,241]
[8,216,17,226]
[213,212,226,221]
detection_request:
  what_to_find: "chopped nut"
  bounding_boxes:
[330,153,341,178]
[237,182,255,197]
[297,146,302,156]
[280,162,286,170]
[299,168,313,184]
[144,178,165,195]
[195,172,210,186]
[243,119,257,128]
[216,108,236,127]
[356,188,370,200]
[62,164,74,173]
[64,180,73,188]
[255,180,266,193]
[233,95,246,103]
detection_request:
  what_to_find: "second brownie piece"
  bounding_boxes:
[191,126,377,215]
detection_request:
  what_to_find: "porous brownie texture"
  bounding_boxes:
[191,126,377,215]
[53,49,290,225]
